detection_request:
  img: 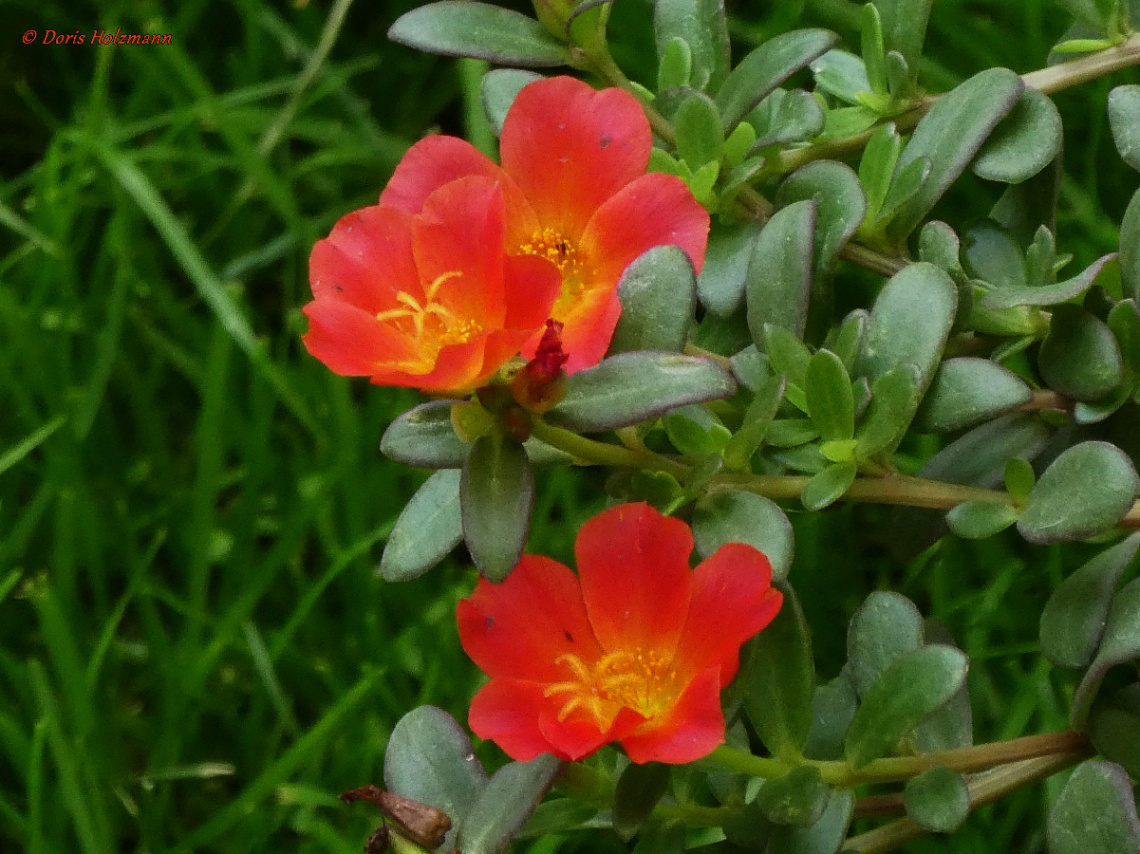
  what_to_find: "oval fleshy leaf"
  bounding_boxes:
[458,755,563,854]
[872,0,933,85]
[767,789,853,854]
[389,2,570,67]
[847,591,924,698]
[613,762,670,841]
[692,489,794,580]
[946,501,1019,540]
[756,766,830,827]
[981,253,1114,310]
[1120,190,1140,299]
[777,161,867,291]
[916,357,1032,433]
[461,433,534,581]
[973,87,1063,183]
[654,0,731,92]
[1109,85,1140,173]
[805,349,855,442]
[1088,685,1140,779]
[804,671,859,760]
[1040,533,1140,669]
[801,461,857,511]
[743,583,815,760]
[811,49,872,105]
[384,706,490,850]
[1047,760,1140,854]
[1038,305,1125,402]
[481,69,543,136]
[380,470,464,582]
[698,221,763,317]
[610,246,697,354]
[1018,441,1140,545]
[1072,577,1140,728]
[887,68,1023,242]
[715,29,838,129]
[547,352,737,432]
[904,767,970,834]
[674,92,724,167]
[747,200,816,342]
[381,401,468,469]
[844,645,969,768]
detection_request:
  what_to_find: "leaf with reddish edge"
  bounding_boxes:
[388,2,570,67]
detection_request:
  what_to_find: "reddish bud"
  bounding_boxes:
[511,320,569,414]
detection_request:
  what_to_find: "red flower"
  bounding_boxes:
[457,503,782,764]
[379,76,710,373]
[303,177,561,394]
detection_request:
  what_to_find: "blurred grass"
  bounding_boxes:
[0,0,1136,852]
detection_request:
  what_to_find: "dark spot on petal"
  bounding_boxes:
[600,134,611,148]
[485,616,495,629]
[564,630,574,642]
[334,285,344,292]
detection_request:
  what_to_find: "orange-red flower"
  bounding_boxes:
[303,176,560,394]
[457,503,782,764]
[379,76,710,373]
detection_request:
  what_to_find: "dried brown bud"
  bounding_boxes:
[340,785,452,850]
[364,825,390,854]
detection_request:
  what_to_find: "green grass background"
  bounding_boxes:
[0,0,1135,851]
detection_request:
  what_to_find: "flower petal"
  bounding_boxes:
[524,284,621,374]
[469,678,562,762]
[579,172,711,288]
[500,77,651,238]
[458,555,602,683]
[620,666,725,764]
[376,336,489,394]
[673,543,783,681]
[379,136,504,214]
[301,299,421,377]
[575,503,693,656]
[539,706,645,762]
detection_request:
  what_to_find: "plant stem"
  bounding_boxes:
[841,751,1089,854]
[529,419,689,478]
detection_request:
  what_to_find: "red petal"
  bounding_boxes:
[379,136,504,214]
[575,504,693,657]
[469,679,562,762]
[412,176,507,325]
[309,206,419,316]
[302,299,421,377]
[457,555,601,683]
[673,543,783,680]
[378,336,489,394]
[501,255,562,331]
[538,706,645,762]
[500,77,651,239]
[523,285,621,374]
[620,666,726,764]
[579,173,710,289]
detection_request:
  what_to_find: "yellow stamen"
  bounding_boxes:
[543,649,678,729]
[369,271,483,373]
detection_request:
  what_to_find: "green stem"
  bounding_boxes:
[530,419,689,477]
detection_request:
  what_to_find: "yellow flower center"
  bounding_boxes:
[517,228,589,316]
[373,271,482,371]
[544,649,678,730]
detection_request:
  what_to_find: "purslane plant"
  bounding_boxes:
[306,1,1140,852]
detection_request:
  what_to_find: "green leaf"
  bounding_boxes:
[388,2,570,67]
[861,4,889,98]
[610,246,697,354]
[481,69,542,135]
[654,0,730,92]
[381,401,468,468]
[1073,577,1140,727]
[801,461,857,511]
[1088,685,1140,779]
[873,155,931,230]
[743,583,816,759]
[847,591,924,698]
[872,0,933,86]
[946,501,1019,539]
[1109,85,1140,172]
[973,88,1063,183]
[1120,191,1140,299]
[674,92,724,167]
[384,706,489,850]
[756,767,830,826]
[461,433,534,581]
[613,762,671,841]
[859,124,903,218]
[915,358,1032,432]
[1004,457,1036,505]
[379,470,464,582]
[698,221,762,316]
[752,89,826,148]
[981,253,1113,309]
[916,621,975,752]
[811,49,872,105]
[766,418,819,448]
[964,221,1028,288]
[853,366,920,459]
[715,28,838,129]
[1109,299,1140,375]
[777,161,868,302]
[805,350,854,441]
[457,755,563,854]
[804,671,859,760]
[766,789,854,854]
[858,262,957,392]
[1040,533,1140,669]
[664,404,726,454]
[631,818,687,854]
[904,767,969,833]
[915,413,1052,488]
[520,799,600,838]
[723,374,786,468]
[548,352,737,432]
[831,310,869,373]
[658,37,693,91]
[747,201,816,342]
[1018,441,1140,545]
[887,69,1024,242]
[844,645,969,768]
[919,220,965,278]
[693,489,794,580]
[1047,760,1140,854]
[1039,305,1124,400]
